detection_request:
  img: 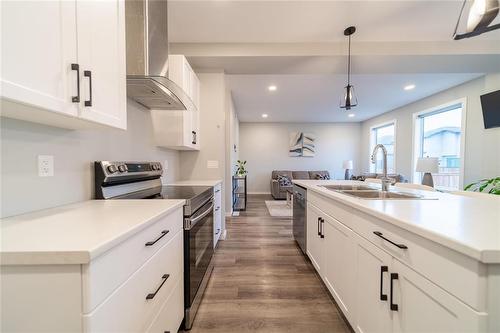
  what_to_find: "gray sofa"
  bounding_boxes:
[270,170,330,200]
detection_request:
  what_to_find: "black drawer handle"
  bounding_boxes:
[373,231,408,249]
[390,273,398,311]
[216,228,220,235]
[146,274,170,300]
[192,131,197,145]
[215,206,220,211]
[145,230,169,246]
[84,70,92,107]
[71,63,80,103]
[215,189,221,193]
[317,217,321,236]
[320,218,325,238]
[380,266,388,301]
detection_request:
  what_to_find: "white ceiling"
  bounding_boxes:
[226,73,482,122]
[169,1,500,42]
[169,1,500,123]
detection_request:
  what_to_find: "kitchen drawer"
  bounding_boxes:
[308,191,487,311]
[214,183,222,205]
[83,229,183,332]
[82,207,183,313]
[146,278,184,333]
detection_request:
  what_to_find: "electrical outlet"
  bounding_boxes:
[38,155,54,177]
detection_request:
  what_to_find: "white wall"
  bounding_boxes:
[360,73,500,186]
[0,101,180,218]
[225,91,239,215]
[239,122,361,193]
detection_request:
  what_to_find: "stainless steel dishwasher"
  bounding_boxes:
[292,184,307,254]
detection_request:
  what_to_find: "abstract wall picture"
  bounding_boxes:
[289,132,315,157]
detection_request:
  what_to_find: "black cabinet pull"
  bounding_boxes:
[373,231,408,249]
[216,228,220,235]
[192,131,197,145]
[71,64,80,103]
[390,273,399,311]
[146,274,170,300]
[84,70,92,107]
[145,230,169,246]
[320,218,325,238]
[317,217,321,236]
[380,266,388,301]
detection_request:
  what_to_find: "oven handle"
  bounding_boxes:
[186,201,214,230]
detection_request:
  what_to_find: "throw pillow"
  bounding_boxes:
[277,175,292,187]
[315,173,330,180]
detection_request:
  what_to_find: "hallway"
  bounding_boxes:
[188,195,352,333]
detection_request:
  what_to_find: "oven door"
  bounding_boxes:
[184,198,214,307]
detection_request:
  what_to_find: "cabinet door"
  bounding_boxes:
[76,0,126,129]
[1,0,78,118]
[191,71,200,110]
[354,234,393,333]
[323,216,357,323]
[191,110,200,149]
[306,203,325,274]
[391,259,486,333]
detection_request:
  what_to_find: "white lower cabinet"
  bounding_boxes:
[307,199,490,333]
[306,203,325,273]
[0,207,185,333]
[213,183,223,247]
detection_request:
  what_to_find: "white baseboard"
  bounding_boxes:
[220,229,227,240]
[248,191,271,195]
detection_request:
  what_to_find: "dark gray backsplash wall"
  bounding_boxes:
[1,101,180,218]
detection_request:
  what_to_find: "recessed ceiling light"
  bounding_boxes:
[348,113,355,118]
[404,84,416,91]
[262,114,268,118]
[268,85,277,91]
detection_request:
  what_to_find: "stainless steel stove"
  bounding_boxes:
[94,161,214,330]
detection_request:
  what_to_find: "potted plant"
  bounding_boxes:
[236,160,248,176]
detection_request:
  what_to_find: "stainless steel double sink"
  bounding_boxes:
[321,184,431,200]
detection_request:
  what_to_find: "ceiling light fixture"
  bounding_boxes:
[262,114,268,118]
[453,0,499,40]
[348,113,355,118]
[268,85,277,91]
[404,84,416,91]
[340,26,358,111]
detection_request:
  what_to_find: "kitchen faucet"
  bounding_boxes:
[371,144,391,191]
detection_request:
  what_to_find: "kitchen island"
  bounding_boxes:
[293,179,500,333]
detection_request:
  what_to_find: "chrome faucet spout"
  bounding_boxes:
[371,144,390,191]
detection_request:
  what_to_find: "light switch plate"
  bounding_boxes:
[38,155,54,177]
[207,160,219,169]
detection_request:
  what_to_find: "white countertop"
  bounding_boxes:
[293,180,500,264]
[0,200,185,265]
[167,179,222,187]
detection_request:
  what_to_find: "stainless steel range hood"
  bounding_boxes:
[125,0,195,110]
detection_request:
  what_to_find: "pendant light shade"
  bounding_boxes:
[453,0,500,39]
[340,26,358,111]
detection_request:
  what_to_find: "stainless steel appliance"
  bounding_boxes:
[292,184,307,253]
[94,161,214,330]
[125,0,195,111]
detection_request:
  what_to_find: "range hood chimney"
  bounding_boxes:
[125,0,195,110]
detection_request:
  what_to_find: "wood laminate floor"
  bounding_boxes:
[185,194,352,333]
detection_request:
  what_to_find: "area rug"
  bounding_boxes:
[265,200,292,217]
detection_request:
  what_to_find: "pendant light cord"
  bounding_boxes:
[347,34,351,86]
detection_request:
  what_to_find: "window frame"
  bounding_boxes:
[369,119,397,174]
[411,98,467,189]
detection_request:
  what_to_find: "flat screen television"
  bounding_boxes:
[480,90,500,129]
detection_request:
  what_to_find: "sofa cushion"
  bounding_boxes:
[292,171,310,180]
[277,175,293,187]
[272,170,293,180]
[309,171,330,180]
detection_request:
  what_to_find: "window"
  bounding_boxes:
[370,121,396,173]
[413,101,465,190]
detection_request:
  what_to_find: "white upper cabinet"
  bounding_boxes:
[150,110,200,151]
[168,55,200,111]
[76,0,126,129]
[0,1,79,119]
[0,0,126,130]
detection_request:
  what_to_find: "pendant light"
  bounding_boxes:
[453,0,499,40]
[340,26,358,111]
